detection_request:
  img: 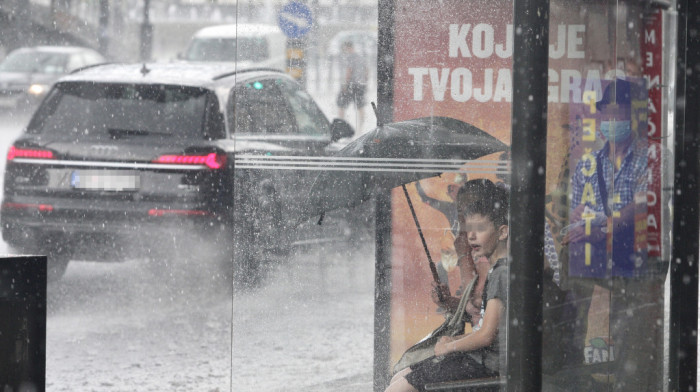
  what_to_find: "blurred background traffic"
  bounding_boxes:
[0,0,378,132]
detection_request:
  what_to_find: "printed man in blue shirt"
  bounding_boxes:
[562,78,661,391]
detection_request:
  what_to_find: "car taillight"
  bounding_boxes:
[2,202,54,212]
[7,146,55,161]
[152,152,226,169]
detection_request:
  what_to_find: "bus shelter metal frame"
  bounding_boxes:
[670,1,699,391]
[375,0,699,390]
[508,0,548,389]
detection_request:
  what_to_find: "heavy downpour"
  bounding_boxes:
[0,0,696,392]
[0,0,378,390]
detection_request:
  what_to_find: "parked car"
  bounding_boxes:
[1,63,354,281]
[0,46,106,113]
[178,24,286,71]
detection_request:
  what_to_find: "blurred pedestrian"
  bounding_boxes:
[336,41,368,127]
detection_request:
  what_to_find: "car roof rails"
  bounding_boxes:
[212,67,285,81]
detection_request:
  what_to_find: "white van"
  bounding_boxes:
[180,24,286,70]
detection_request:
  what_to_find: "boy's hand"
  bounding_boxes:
[434,336,455,356]
[431,282,451,305]
[465,301,481,325]
[453,231,471,259]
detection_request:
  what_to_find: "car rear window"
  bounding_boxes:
[27,82,215,141]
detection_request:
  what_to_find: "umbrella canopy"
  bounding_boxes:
[302,116,508,220]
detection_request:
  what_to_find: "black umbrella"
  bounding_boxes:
[302,115,507,293]
[304,116,508,218]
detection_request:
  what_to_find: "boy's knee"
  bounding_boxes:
[385,376,418,392]
[391,368,411,384]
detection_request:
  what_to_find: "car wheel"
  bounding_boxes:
[253,180,290,259]
[231,216,261,288]
[46,247,71,282]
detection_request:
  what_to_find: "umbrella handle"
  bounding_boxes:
[401,184,444,300]
[370,102,384,127]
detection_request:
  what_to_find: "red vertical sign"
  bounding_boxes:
[642,10,663,258]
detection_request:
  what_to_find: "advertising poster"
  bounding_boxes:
[386,0,662,375]
[566,77,648,279]
[389,0,512,367]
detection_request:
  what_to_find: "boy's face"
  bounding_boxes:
[463,213,507,260]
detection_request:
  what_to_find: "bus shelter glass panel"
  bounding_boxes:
[544,1,674,390]
[229,2,379,390]
[380,0,513,390]
[379,1,675,391]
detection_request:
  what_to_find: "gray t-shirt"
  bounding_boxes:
[469,258,508,372]
[340,52,367,85]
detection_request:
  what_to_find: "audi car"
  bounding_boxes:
[1,63,354,281]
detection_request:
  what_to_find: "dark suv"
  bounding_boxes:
[1,63,354,281]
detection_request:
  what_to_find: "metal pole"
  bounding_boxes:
[373,192,393,392]
[669,1,699,390]
[508,0,549,390]
[376,0,394,129]
[98,0,109,54]
[311,0,320,92]
[12,0,30,50]
[0,256,47,392]
[374,0,395,390]
[139,0,152,61]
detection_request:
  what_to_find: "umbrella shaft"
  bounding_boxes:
[401,184,442,286]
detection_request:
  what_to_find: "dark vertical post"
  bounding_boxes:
[374,192,393,392]
[12,0,31,50]
[98,0,110,54]
[311,0,320,91]
[374,0,395,390]
[508,0,549,390]
[376,0,394,128]
[669,1,699,390]
[139,0,152,61]
[0,256,46,392]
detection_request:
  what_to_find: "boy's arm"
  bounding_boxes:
[434,298,504,356]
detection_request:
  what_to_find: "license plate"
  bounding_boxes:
[71,170,140,191]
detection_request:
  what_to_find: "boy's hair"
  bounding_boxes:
[456,179,497,212]
[456,179,498,217]
[458,180,509,227]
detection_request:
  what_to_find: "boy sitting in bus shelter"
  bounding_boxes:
[385,186,509,392]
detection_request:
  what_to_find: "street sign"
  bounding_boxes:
[277,2,313,39]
